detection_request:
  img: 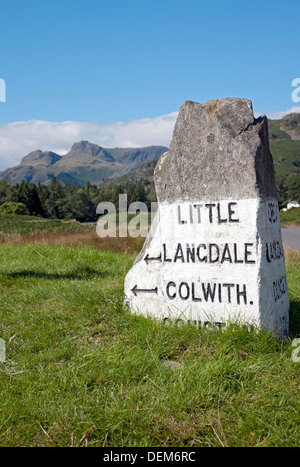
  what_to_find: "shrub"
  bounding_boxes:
[0,201,29,215]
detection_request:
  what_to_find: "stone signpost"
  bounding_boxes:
[124,98,289,338]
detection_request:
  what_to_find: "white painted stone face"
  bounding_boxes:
[124,98,290,338]
[124,198,289,337]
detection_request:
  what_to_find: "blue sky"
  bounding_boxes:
[0,0,299,169]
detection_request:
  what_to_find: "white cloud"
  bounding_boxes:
[0,112,178,171]
[1,105,300,172]
[256,106,300,120]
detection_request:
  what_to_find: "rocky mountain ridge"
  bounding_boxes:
[0,112,299,186]
[0,142,168,185]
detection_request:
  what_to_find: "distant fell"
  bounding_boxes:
[268,113,300,175]
[0,143,168,185]
[21,150,62,167]
[280,113,300,140]
[0,112,299,185]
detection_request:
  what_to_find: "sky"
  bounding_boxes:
[0,0,299,170]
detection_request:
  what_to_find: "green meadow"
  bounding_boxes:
[280,207,300,226]
[0,216,299,447]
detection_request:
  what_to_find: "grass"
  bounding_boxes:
[0,214,145,253]
[0,223,299,446]
[0,215,95,236]
[280,207,300,226]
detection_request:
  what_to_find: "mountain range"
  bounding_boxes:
[0,142,168,185]
[0,112,299,186]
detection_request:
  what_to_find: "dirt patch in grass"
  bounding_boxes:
[284,247,300,266]
[0,229,144,253]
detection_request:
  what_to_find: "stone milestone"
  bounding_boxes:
[124,98,289,338]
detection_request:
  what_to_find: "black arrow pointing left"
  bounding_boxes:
[144,253,162,265]
[131,285,158,296]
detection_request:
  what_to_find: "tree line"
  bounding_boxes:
[0,174,298,221]
[0,177,155,222]
[275,173,300,208]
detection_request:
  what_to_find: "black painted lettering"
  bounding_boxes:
[189,205,193,223]
[223,283,234,303]
[166,281,176,300]
[233,243,243,263]
[217,203,227,223]
[177,205,187,224]
[175,319,184,325]
[179,282,190,300]
[174,243,185,262]
[218,283,222,302]
[186,244,195,263]
[215,322,226,328]
[268,202,278,223]
[196,244,207,262]
[193,204,202,223]
[228,202,239,223]
[266,240,284,262]
[202,283,216,302]
[273,275,287,302]
[187,319,200,326]
[205,204,215,223]
[221,243,232,263]
[192,283,202,302]
[236,284,247,304]
[277,242,284,259]
[245,243,255,263]
[163,243,172,262]
[266,242,273,262]
[209,244,219,263]
[163,318,226,328]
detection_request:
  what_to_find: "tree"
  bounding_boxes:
[66,188,96,222]
[43,177,65,218]
[286,174,300,202]
[275,174,288,209]
[0,201,29,215]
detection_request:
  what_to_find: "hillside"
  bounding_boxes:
[106,113,300,206]
[0,142,168,186]
[268,113,300,176]
[103,158,158,186]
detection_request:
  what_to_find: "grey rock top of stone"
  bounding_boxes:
[154,98,277,203]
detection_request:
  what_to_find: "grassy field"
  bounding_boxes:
[0,217,299,447]
[280,207,300,226]
[0,215,95,236]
